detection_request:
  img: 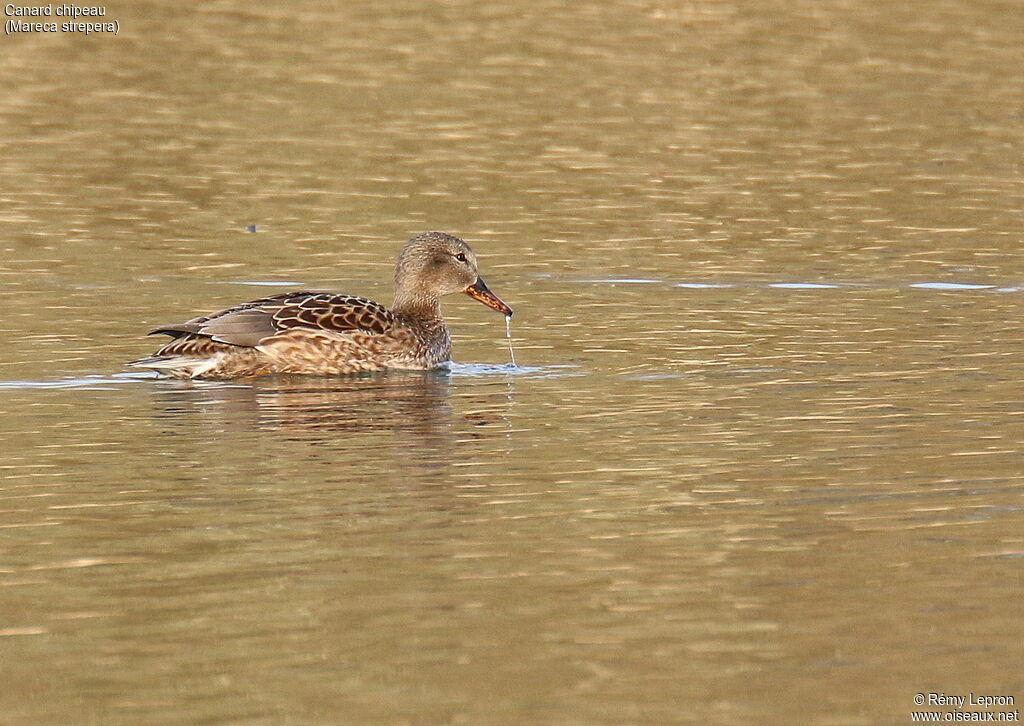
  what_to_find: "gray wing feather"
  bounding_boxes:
[151,308,280,347]
[192,309,279,347]
[149,294,297,347]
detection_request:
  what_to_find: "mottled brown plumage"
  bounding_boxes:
[128,232,512,379]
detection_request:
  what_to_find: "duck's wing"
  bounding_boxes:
[150,292,397,347]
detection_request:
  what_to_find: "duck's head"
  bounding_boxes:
[394,232,512,317]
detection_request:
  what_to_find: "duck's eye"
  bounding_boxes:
[454,253,468,263]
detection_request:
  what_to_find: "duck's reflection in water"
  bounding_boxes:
[151,370,459,434]
[145,370,517,478]
[148,373,460,481]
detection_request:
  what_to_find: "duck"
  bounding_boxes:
[127,231,512,379]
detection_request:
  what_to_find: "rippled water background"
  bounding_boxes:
[2,1,1023,724]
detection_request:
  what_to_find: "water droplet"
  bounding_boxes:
[504,315,517,368]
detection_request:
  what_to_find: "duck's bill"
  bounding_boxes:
[464,278,513,316]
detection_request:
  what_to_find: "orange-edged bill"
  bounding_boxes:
[464,277,513,316]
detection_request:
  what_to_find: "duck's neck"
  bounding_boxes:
[392,291,442,322]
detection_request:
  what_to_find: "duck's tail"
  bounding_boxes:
[126,354,223,379]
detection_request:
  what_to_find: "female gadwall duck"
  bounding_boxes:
[128,232,512,379]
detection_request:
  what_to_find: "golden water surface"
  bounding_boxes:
[1,1,1022,724]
